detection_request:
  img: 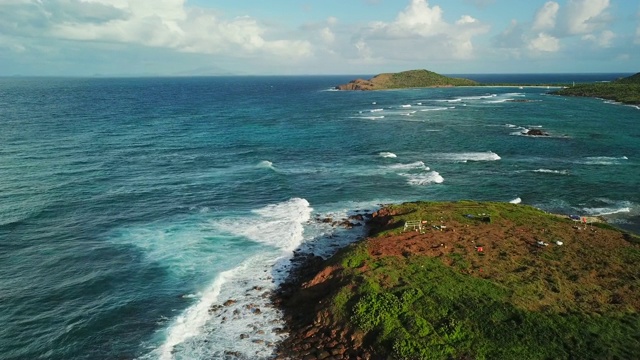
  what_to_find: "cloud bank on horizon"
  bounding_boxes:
[0,0,637,76]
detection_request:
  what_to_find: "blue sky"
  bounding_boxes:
[0,0,638,76]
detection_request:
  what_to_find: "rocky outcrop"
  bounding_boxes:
[524,128,550,136]
[335,79,377,91]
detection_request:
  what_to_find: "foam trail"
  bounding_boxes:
[509,197,522,204]
[379,152,397,158]
[436,152,501,162]
[419,107,449,111]
[533,169,569,175]
[581,156,628,165]
[387,161,429,171]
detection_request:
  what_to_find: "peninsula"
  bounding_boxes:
[335,69,477,90]
[274,201,640,360]
[552,72,640,105]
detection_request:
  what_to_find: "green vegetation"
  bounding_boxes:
[335,69,477,90]
[385,70,478,88]
[316,201,640,359]
[553,72,640,104]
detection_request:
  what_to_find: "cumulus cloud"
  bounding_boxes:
[356,0,489,60]
[0,0,312,59]
[528,32,560,52]
[563,0,610,35]
[582,29,615,47]
[532,1,559,31]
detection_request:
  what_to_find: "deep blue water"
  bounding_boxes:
[0,75,638,359]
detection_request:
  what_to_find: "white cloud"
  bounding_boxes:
[564,0,610,35]
[532,1,559,31]
[320,27,335,44]
[357,0,489,60]
[0,0,312,59]
[582,29,614,47]
[528,32,560,52]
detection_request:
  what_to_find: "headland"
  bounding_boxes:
[273,201,640,360]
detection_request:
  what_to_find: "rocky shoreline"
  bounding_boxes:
[270,210,385,360]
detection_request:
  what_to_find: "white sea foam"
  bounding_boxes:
[509,197,522,204]
[150,198,313,360]
[379,152,397,158]
[533,169,569,175]
[581,156,629,165]
[370,108,384,112]
[486,98,513,104]
[387,161,429,171]
[257,160,274,169]
[402,171,444,185]
[351,116,385,120]
[436,151,501,162]
[420,107,449,111]
[582,199,634,217]
[400,104,412,108]
[434,98,462,103]
[460,94,497,100]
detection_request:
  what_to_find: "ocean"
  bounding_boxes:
[0,74,638,359]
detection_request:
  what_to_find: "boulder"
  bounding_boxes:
[524,128,550,136]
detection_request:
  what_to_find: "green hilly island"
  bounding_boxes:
[335,69,477,90]
[275,201,640,360]
[552,72,640,105]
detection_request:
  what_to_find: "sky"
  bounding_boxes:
[0,0,638,76]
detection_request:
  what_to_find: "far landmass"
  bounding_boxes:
[552,72,640,105]
[336,69,640,105]
[335,69,478,90]
[274,201,640,360]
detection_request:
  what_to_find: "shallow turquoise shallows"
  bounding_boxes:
[0,75,638,359]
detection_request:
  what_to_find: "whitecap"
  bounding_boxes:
[509,197,522,204]
[379,152,397,158]
[533,169,569,175]
[350,116,385,120]
[402,171,444,186]
[257,160,274,169]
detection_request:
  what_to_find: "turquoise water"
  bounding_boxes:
[0,76,638,359]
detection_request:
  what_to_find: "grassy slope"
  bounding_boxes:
[338,69,477,90]
[553,72,640,104]
[311,201,640,359]
[375,70,478,89]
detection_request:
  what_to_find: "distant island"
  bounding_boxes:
[335,69,477,90]
[274,201,640,359]
[552,72,640,105]
[336,70,640,105]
